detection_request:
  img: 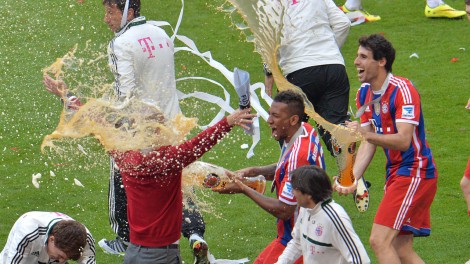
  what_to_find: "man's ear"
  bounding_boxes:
[289,115,300,126]
[378,57,387,68]
[48,235,55,244]
[127,8,135,21]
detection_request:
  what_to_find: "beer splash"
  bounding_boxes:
[41,43,197,153]
[40,43,227,214]
[220,0,362,187]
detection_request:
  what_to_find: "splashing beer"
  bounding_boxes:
[183,161,266,194]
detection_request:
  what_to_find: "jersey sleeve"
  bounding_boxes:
[394,82,420,126]
[329,207,370,264]
[278,174,296,205]
[324,0,350,48]
[1,217,36,264]
[108,39,137,100]
[78,231,96,264]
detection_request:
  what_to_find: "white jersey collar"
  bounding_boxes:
[115,16,147,37]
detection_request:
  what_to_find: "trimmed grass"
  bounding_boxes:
[0,0,468,263]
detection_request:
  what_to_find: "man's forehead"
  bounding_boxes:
[105,3,121,11]
[269,101,289,112]
[357,46,372,54]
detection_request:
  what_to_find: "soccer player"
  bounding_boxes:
[339,0,465,21]
[0,211,95,264]
[336,34,438,264]
[214,90,326,264]
[276,165,370,264]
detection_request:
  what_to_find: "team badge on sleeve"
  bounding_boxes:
[402,105,415,119]
[281,182,295,200]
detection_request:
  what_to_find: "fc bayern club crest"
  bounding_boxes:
[382,102,389,114]
[315,225,323,236]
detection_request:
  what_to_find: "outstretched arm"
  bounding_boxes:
[216,177,297,220]
[236,164,277,180]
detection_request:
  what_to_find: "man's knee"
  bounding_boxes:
[369,233,384,253]
[369,225,397,253]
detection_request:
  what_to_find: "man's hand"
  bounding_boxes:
[333,176,358,195]
[43,75,68,98]
[226,108,257,130]
[212,170,245,194]
[264,75,274,97]
[466,98,470,110]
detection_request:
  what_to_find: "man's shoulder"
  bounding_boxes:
[389,75,415,90]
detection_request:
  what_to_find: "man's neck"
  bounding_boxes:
[284,125,302,144]
[370,71,389,92]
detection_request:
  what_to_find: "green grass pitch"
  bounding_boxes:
[0,0,468,263]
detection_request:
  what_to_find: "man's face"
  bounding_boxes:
[103,3,123,32]
[353,45,383,84]
[267,101,295,142]
[293,189,311,208]
[46,236,69,264]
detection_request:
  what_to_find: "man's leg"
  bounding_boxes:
[99,160,129,255]
[182,196,209,264]
[124,243,182,264]
[369,223,401,264]
[339,0,381,22]
[393,234,425,264]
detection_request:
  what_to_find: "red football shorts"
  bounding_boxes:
[464,158,470,180]
[374,175,437,237]
[254,238,303,264]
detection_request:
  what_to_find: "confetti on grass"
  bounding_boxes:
[74,178,85,187]
[32,173,42,189]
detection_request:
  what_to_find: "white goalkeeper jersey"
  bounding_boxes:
[276,199,370,264]
[0,211,96,264]
[108,16,180,119]
[278,0,350,75]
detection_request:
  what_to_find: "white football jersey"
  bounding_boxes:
[0,211,95,264]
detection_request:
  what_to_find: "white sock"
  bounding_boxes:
[189,233,206,244]
[345,0,362,10]
[427,0,445,8]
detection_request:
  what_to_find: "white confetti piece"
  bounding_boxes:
[77,144,88,155]
[240,144,249,149]
[409,53,419,59]
[32,173,42,189]
[74,178,85,187]
[50,171,56,177]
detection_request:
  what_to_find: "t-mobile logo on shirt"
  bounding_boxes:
[138,37,156,58]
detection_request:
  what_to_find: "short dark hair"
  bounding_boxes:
[50,220,87,260]
[358,34,395,73]
[102,0,141,17]
[291,165,332,203]
[273,90,305,119]
[466,0,470,5]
